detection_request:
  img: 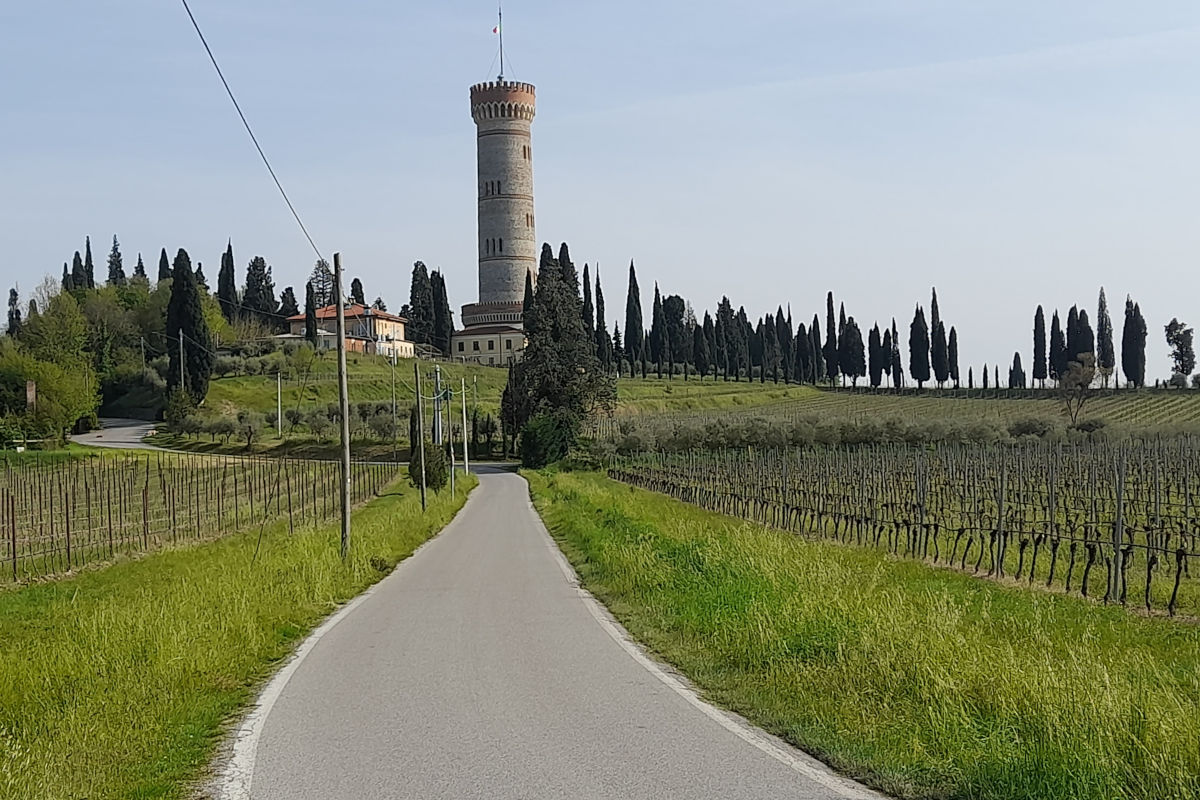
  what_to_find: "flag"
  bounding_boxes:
[493,25,500,34]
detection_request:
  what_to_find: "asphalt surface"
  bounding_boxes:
[246,469,882,799]
[70,417,163,450]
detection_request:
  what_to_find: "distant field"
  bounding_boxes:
[599,384,1200,435]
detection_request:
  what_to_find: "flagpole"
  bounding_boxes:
[498,3,505,80]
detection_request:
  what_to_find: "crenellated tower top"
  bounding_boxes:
[470,81,537,123]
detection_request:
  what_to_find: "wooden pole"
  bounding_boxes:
[415,363,427,512]
[334,253,352,559]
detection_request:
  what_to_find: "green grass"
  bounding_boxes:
[0,472,476,800]
[527,470,1200,800]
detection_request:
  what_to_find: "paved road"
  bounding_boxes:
[238,469,882,800]
[70,417,163,450]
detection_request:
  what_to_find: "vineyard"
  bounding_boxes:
[609,440,1200,617]
[0,453,401,583]
[592,385,1200,443]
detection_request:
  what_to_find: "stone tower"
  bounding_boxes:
[460,80,537,330]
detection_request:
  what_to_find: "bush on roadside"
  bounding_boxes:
[408,441,448,493]
[520,410,578,468]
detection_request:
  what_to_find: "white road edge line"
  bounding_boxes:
[524,490,884,800]
[213,498,472,800]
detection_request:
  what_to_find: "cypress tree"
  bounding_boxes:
[157,248,171,283]
[133,253,148,283]
[581,264,594,340]
[194,263,208,292]
[795,322,810,383]
[983,364,989,390]
[995,364,1000,389]
[623,262,644,379]
[350,277,365,306]
[868,324,883,388]
[930,287,941,334]
[1122,299,1147,387]
[777,306,793,383]
[523,271,535,329]
[882,327,893,378]
[908,305,931,388]
[1076,309,1095,361]
[593,268,611,369]
[165,249,213,403]
[1033,306,1047,387]
[7,288,22,337]
[278,286,299,319]
[650,283,666,378]
[763,314,779,383]
[62,262,74,293]
[430,270,454,355]
[1009,352,1026,389]
[106,235,126,287]
[703,312,718,380]
[1066,306,1080,362]
[693,323,710,379]
[715,298,734,380]
[663,295,686,380]
[811,315,825,385]
[968,367,974,390]
[841,317,866,387]
[890,319,903,391]
[84,236,95,289]
[1097,287,1116,388]
[612,325,623,368]
[242,256,278,322]
[948,326,960,388]
[408,261,434,346]
[824,292,838,382]
[1049,310,1066,382]
[372,297,388,311]
[217,241,238,322]
[931,320,949,387]
[304,282,318,346]
[71,251,87,290]
[735,307,751,381]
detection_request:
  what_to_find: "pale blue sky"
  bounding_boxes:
[3,1,1199,378]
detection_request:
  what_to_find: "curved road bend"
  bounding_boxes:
[234,468,883,800]
[70,417,163,450]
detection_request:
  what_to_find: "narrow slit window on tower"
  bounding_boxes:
[499,239,503,252]
[498,182,502,195]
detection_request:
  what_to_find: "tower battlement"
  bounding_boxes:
[470,81,537,123]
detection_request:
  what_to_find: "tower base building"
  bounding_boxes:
[451,79,537,366]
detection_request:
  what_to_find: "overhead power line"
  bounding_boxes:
[179,0,325,263]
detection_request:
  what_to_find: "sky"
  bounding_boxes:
[3,0,1199,380]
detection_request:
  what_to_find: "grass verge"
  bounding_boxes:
[527,470,1200,800]
[0,473,476,800]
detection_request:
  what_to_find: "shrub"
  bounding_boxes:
[521,410,579,468]
[1008,417,1051,439]
[305,409,332,440]
[408,441,448,493]
[284,408,304,431]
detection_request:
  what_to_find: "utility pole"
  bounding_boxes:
[276,372,283,437]
[433,365,444,445]
[415,362,427,511]
[390,346,398,463]
[179,335,186,392]
[141,337,146,373]
[461,377,469,473]
[334,253,351,559]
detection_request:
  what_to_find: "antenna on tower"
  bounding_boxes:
[497,2,505,81]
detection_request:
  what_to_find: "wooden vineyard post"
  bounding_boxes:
[1112,451,1127,604]
[9,492,16,583]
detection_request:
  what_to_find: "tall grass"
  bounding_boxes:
[528,471,1200,800]
[0,474,475,800]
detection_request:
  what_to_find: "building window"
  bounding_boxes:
[458,341,464,352]
[472,341,480,351]
[506,339,513,350]
[499,238,503,253]
[488,357,495,365]
[488,340,495,351]
[497,181,502,195]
